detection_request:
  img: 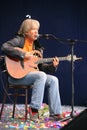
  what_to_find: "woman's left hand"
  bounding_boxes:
[53,57,59,67]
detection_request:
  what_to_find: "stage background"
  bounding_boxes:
[0,0,87,106]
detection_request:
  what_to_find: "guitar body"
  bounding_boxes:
[5,56,39,79]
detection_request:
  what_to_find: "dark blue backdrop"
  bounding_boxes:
[0,0,87,106]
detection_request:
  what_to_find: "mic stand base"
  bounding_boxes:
[59,111,77,122]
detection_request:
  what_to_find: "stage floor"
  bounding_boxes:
[0,104,86,129]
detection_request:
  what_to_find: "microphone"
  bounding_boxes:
[38,34,51,39]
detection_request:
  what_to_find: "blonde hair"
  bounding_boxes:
[18,19,40,36]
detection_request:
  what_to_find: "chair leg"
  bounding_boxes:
[0,89,7,119]
[12,89,18,118]
[25,88,28,121]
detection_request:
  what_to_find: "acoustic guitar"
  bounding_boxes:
[5,51,82,79]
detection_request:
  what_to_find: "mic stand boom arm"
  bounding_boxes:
[47,34,87,44]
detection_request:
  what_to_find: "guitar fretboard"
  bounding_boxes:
[36,57,68,64]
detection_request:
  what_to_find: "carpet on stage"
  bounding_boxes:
[0,103,86,129]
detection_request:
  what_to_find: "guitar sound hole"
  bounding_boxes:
[33,53,41,58]
[34,67,38,70]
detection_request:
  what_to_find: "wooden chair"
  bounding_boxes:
[0,56,32,121]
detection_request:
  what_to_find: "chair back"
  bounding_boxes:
[0,56,6,72]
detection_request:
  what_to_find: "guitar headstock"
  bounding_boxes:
[66,54,83,61]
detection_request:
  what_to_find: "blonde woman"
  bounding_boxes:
[1,18,63,121]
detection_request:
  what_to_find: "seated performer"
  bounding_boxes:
[1,18,64,121]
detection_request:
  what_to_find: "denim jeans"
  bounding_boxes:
[8,71,62,115]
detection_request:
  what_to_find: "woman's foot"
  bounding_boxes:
[49,114,64,121]
[27,107,39,122]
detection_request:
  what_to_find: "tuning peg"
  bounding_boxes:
[73,55,83,61]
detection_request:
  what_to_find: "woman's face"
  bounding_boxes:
[25,24,39,41]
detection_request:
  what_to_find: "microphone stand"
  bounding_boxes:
[60,40,76,121]
[70,41,75,118]
[54,37,76,121]
[40,34,87,121]
[58,39,76,121]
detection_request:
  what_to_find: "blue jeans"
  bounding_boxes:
[8,71,62,115]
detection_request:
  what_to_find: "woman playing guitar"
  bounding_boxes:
[1,18,64,122]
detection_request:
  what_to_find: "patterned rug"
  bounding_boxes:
[0,103,86,129]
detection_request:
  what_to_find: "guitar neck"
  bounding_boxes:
[37,56,67,64]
